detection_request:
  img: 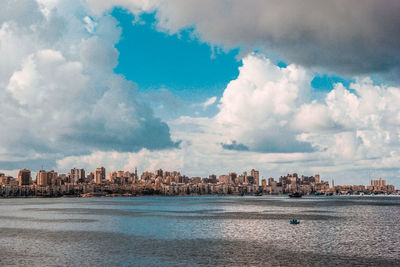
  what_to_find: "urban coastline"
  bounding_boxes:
[0,167,397,198]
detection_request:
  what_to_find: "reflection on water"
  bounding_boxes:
[0,196,399,266]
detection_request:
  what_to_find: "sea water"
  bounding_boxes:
[0,196,399,266]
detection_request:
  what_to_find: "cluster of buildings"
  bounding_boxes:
[264,174,396,195]
[332,178,396,195]
[0,168,397,197]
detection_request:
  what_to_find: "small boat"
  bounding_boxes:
[289,192,302,198]
[290,219,300,224]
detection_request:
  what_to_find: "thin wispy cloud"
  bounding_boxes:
[201,96,217,110]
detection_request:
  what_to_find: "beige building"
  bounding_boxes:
[36,170,58,186]
[37,170,48,186]
[315,174,320,183]
[95,167,106,184]
[371,178,386,187]
[261,179,267,188]
[251,169,259,186]
[71,168,85,183]
[218,175,231,184]
[0,174,13,185]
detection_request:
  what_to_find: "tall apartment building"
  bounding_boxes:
[371,178,386,187]
[261,179,267,188]
[132,167,138,183]
[315,174,320,183]
[95,167,106,184]
[18,169,31,186]
[71,168,85,183]
[243,171,248,184]
[218,175,231,184]
[268,177,275,186]
[251,169,259,185]
[37,170,48,186]
[36,170,58,186]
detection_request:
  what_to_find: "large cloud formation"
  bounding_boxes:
[216,54,313,153]
[0,0,176,168]
[58,54,400,186]
[216,55,400,173]
[295,78,400,164]
[87,0,400,78]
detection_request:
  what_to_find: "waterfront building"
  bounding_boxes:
[228,172,237,184]
[133,168,138,183]
[108,170,132,184]
[155,169,163,177]
[18,169,31,186]
[37,170,48,186]
[237,175,244,184]
[268,177,275,186]
[36,170,58,186]
[243,171,248,184]
[315,174,320,183]
[386,185,395,192]
[86,172,94,183]
[108,172,117,183]
[71,168,85,183]
[95,167,106,184]
[0,173,5,185]
[219,175,231,184]
[247,175,255,184]
[251,169,259,185]
[0,174,14,185]
[261,179,267,188]
[371,178,386,187]
[191,177,201,184]
[208,175,217,183]
[48,170,57,185]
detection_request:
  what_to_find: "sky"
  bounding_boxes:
[1,0,400,187]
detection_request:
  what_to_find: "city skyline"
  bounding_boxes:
[1,1,400,188]
[0,164,398,188]
[0,166,396,190]
[1,166,397,199]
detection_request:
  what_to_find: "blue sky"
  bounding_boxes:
[112,9,241,103]
[111,8,352,106]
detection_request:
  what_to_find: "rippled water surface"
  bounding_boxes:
[0,196,399,266]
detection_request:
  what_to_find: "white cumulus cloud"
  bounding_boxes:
[0,0,176,169]
[216,53,312,153]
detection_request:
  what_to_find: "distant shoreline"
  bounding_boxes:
[1,193,399,199]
